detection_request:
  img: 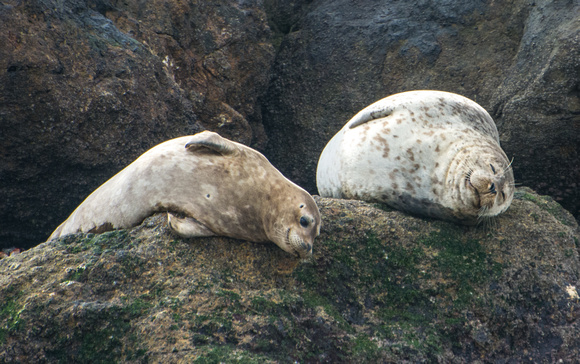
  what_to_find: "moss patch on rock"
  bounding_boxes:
[1,191,579,362]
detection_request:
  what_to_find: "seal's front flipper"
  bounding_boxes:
[167,213,216,238]
[348,104,394,129]
[185,131,236,156]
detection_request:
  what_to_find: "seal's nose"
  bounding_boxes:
[297,242,313,258]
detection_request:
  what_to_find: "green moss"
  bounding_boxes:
[44,298,150,363]
[0,288,24,344]
[186,285,349,362]
[216,289,242,302]
[250,296,278,313]
[516,191,540,204]
[76,325,128,362]
[124,298,153,317]
[516,191,574,226]
[292,225,504,358]
[55,231,146,281]
[168,239,181,252]
[193,344,272,363]
[63,266,88,282]
[192,313,234,340]
[372,202,395,212]
[187,288,245,344]
[300,291,352,332]
[350,335,383,361]
[418,227,503,307]
[59,230,131,255]
[296,233,434,322]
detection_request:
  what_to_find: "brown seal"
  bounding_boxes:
[50,131,321,258]
[316,90,515,224]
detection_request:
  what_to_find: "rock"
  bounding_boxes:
[260,0,580,221]
[108,0,275,146]
[1,188,579,362]
[0,0,274,249]
[491,1,580,223]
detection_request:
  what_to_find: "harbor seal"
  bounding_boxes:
[49,131,321,258]
[316,90,514,224]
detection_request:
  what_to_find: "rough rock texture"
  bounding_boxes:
[491,1,580,221]
[0,0,274,249]
[260,0,580,219]
[107,0,274,145]
[1,188,579,362]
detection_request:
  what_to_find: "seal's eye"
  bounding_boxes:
[299,216,309,228]
[489,182,496,193]
[490,164,496,174]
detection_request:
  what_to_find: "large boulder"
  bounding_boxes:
[260,0,580,220]
[0,0,274,249]
[491,1,580,222]
[1,188,579,362]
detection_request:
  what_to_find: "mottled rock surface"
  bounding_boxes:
[491,1,580,221]
[1,188,579,362]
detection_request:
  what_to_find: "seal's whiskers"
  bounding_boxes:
[502,157,515,174]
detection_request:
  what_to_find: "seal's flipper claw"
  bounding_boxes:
[167,213,216,238]
[185,131,236,155]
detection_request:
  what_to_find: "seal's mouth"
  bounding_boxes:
[286,228,313,258]
[292,241,312,259]
[296,241,313,259]
[465,171,498,208]
[466,177,513,219]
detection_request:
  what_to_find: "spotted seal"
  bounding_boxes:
[50,131,321,258]
[316,90,514,224]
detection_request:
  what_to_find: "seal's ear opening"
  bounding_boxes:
[185,131,236,156]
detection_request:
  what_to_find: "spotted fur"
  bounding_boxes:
[316,90,515,224]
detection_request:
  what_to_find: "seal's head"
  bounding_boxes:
[463,156,515,220]
[265,188,321,259]
[166,131,321,258]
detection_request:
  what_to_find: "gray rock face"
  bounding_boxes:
[260,0,579,219]
[1,0,198,248]
[491,1,580,221]
[1,189,578,362]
